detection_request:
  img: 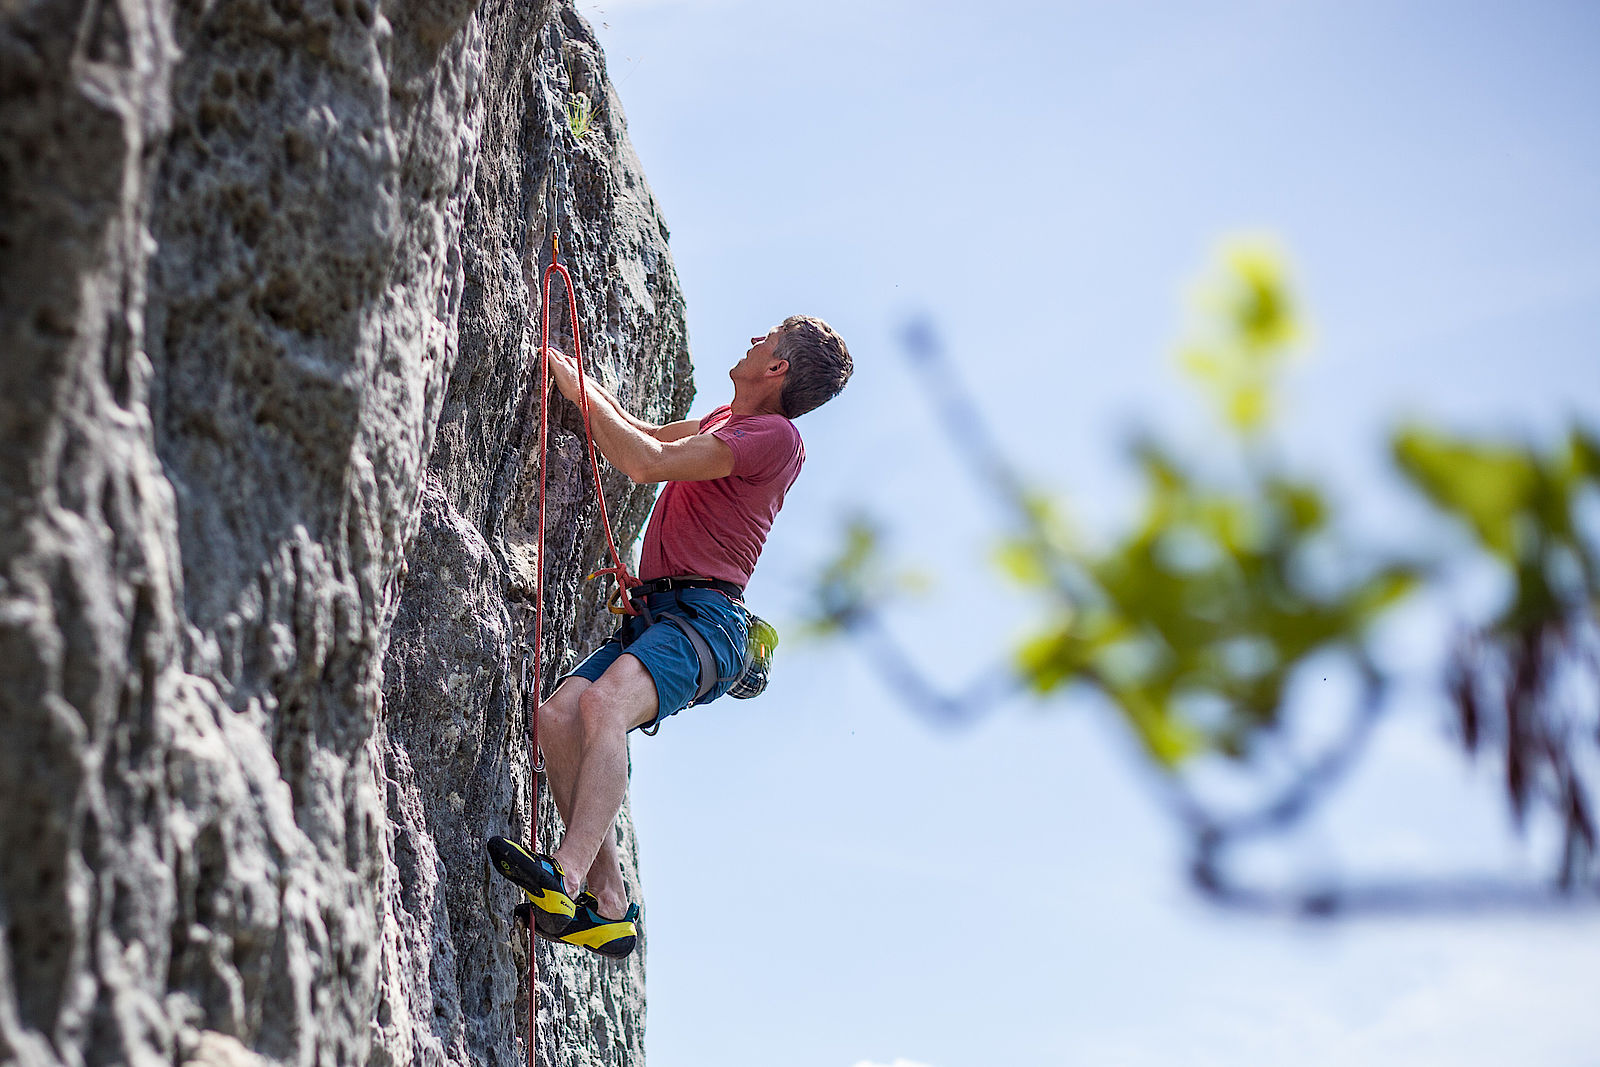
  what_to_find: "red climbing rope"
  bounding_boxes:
[525,233,641,1067]
[542,234,641,617]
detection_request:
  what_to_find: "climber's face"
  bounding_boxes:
[730,324,788,383]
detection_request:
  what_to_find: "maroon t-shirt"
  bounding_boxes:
[638,405,804,587]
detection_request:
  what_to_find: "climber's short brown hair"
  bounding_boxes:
[775,315,852,419]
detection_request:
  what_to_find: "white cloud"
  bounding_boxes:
[1188,927,1600,1067]
[1057,922,1600,1067]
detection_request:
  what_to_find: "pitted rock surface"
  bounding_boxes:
[0,0,686,1062]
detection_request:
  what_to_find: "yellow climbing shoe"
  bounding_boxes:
[555,893,639,959]
[486,837,575,934]
[512,894,639,959]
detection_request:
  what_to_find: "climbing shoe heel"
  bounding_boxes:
[557,893,639,960]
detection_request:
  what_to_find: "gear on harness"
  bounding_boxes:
[619,581,781,733]
[655,586,778,701]
[729,613,778,700]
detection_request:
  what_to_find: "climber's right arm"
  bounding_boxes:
[539,348,701,443]
[593,393,697,443]
[653,420,701,443]
[547,350,731,483]
[536,350,660,436]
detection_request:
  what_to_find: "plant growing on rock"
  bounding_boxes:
[567,92,595,139]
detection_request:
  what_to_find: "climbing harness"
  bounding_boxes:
[659,607,780,703]
[629,575,745,600]
[623,586,779,735]
[620,577,777,705]
[623,577,745,707]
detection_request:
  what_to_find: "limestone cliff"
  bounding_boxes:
[0,0,686,1061]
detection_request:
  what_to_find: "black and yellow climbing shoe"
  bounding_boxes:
[512,894,639,959]
[486,837,575,934]
[556,893,640,959]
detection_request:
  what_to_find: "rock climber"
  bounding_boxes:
[488,315,852,958]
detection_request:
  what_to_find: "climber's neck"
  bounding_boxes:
[728,378,786,418]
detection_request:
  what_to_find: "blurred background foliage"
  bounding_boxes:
[807,237,1600,911]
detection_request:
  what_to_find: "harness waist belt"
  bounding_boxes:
[632,576,744,601]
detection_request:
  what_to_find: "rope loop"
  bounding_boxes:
[540,254,640,616]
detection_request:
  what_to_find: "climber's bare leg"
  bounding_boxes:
[536,678,586,821]
[549,653,656,919]
[537,677,630,910]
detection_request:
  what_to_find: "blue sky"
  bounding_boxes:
[568,2,1600,1064]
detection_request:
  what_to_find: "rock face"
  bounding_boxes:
[0,0,688,1061]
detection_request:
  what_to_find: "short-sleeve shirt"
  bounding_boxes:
[638,405,804,588]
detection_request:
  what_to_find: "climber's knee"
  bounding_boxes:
[538,678,586,736]
[577,654,658,737]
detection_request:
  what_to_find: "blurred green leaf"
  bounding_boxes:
[802,512,933,638]
[994,539,1048,585]
[1393,427,1539,558]
[1571,428,1600,479]
[1176,237,1305,438]
[1224,239,1300,352]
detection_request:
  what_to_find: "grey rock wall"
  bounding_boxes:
[0,0,687,1061]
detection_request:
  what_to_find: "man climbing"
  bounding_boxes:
[488,316,852,959]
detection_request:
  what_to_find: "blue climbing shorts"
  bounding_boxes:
[564,588,749,732]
